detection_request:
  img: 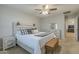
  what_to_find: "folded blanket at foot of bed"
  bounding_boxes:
[35,32,52,37]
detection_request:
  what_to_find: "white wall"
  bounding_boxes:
[0,5,40,37]
[39,14,65,39]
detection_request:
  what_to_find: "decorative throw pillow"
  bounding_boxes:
[27,29,32,34]
[16,30,21,35]
[20,29,28,35]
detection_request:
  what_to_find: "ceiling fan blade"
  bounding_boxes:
[35,9,41,11]
[49,8,57,11]
[63,11,71,14]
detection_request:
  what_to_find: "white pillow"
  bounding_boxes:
[32,29,38,34]
[16,31,21,35]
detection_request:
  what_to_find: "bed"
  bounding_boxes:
[14,25,56,54]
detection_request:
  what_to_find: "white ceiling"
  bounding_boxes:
[3,4,79,18]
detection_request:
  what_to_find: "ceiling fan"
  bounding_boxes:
[35,5,57,15]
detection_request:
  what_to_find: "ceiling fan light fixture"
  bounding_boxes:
[42,11,48,15]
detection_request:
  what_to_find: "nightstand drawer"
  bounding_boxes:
[7,40,15,44]
[7,42,15,48]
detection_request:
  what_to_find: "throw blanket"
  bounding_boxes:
[35,32,52,37]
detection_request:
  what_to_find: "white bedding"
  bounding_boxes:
[15,32,55,54]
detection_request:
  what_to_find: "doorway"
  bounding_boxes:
[65,15,75,40]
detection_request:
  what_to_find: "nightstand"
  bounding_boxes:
[3,35,16,50]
